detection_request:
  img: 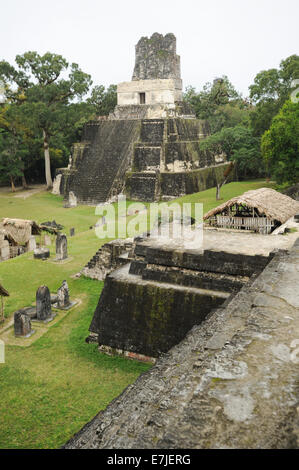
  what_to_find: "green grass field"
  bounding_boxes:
[0,179,273,448]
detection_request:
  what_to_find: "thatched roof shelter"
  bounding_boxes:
[204,188,299,232]
[0,283,9,297]
[0,218,41,245]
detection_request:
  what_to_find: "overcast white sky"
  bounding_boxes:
[1,0,298,96]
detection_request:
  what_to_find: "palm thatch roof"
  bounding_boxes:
[0,283,9,297]
[0,218,41,245]
[204,188,299,225]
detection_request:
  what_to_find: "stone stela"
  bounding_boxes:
[56,233,68,261]
[14,309,35,338]
[56,281,69,308]
[54,280,77,310]
[36,285,54,322]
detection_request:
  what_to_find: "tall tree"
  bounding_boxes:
[200,125,264,180]
[0,52,92,188]
[87,84,117,116]
[261,100,299,185]
[184,76,248,133]
[0,101,34,188]
[249,55,299,136]
[0,125,25,192]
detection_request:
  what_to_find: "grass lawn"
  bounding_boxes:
[0,179,273,448]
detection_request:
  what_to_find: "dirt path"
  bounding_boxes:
[0,184,46,199]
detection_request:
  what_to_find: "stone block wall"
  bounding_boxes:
[159,164,233,199]
[117,79,183,106]
[91,270,227,358]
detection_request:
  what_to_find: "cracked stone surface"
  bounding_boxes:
[64,237,299,449]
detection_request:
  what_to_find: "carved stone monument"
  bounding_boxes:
[36,285,52,321]
[56,233,68,260]
[14,309,34,337]
[57,280,70,308]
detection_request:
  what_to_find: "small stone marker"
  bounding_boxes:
[69,191,77,208]
[70,228,75,237]
[56,233,68,260]
[57,280,70,308]
[14,309,34,337]
[36,286,52,321]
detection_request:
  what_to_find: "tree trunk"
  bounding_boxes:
[22,172,28,189]
[43,129,52,189]
[10,176,16,192]
[216,162,235,201]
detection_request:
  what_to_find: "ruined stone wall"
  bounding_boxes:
[81,239,133,281]
[64,238,299,449]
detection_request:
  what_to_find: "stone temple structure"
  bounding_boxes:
[113,32,186,120]
[55,33,231,204]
